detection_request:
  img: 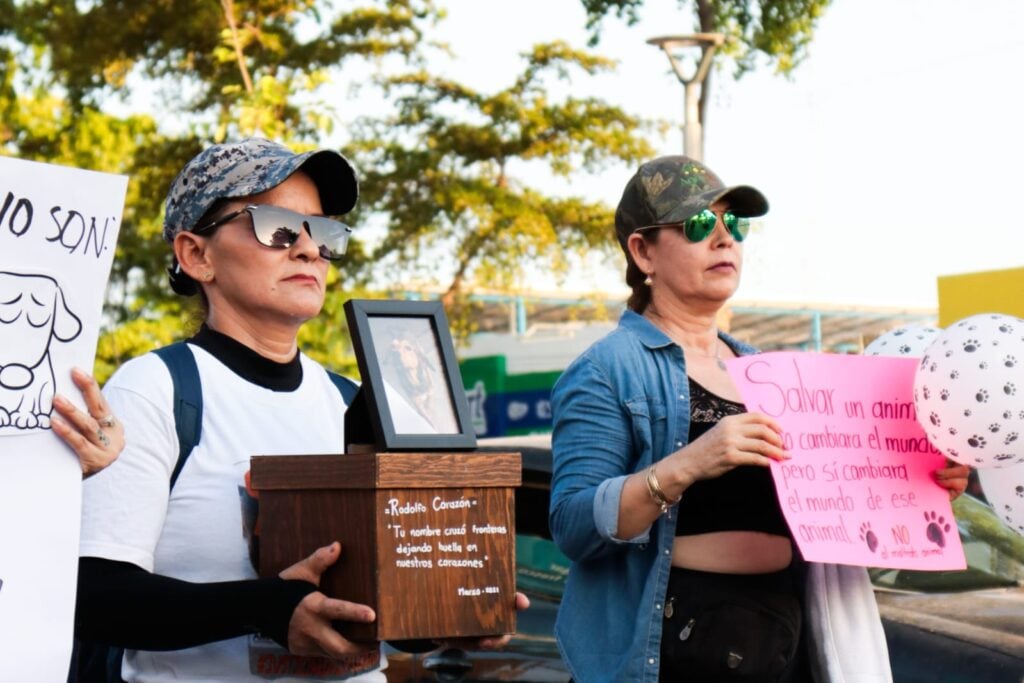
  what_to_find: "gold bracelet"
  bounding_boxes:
[645,464,680,514]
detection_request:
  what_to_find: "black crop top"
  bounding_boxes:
[675,378,791,538]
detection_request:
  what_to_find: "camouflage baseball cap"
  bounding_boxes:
[162,137,358,243]
[614,155,768,249]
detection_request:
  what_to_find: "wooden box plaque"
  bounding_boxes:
[249,451,520,642]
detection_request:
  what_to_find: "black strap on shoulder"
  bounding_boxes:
[152,345,353,491]
[152,343,203,491]
[327,370,359,404]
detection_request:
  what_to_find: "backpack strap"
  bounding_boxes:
[327,370,359,405]
[152,343,203,491]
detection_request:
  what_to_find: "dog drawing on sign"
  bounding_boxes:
[0,271,82,429]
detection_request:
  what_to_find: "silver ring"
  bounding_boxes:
[97,414,116,428]
[96,429,110,448]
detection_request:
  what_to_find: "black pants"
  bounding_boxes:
[658,564,812,683]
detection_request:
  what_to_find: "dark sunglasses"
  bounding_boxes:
[636,209,750,243]
[192,204,352,261]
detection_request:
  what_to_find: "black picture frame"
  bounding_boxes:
[343,299,477,452]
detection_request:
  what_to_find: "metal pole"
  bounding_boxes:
[684,80,702,160]
[647,34,724,161]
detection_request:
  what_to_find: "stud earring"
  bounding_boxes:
[643,273,653,286]
[203,271,214,282]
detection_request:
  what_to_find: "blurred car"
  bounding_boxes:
[385,435,1024,682]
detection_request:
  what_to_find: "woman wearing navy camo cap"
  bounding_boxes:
[73,138,522,682]
[548,156,969,682]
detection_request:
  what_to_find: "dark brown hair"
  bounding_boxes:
[624,228,660,313]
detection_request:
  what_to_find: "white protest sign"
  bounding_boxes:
[0,155,125,680]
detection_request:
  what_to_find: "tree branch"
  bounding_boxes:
[221,0,254,94]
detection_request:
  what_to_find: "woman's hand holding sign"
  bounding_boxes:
[670,413,790,487]
[50,367,124,477]
[933,460,970,501]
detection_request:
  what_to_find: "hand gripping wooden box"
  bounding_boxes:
[249,451,520,642]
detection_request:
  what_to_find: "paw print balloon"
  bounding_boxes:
[864,324,942,357]
[913,313,1024,468]
[977,463,1024,537]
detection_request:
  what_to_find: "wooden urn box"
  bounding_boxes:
[249,451,520,642]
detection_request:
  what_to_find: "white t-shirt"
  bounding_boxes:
[80,344,386,682]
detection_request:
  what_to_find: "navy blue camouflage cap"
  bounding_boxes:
[614,155,768,249]
[162,137,358,242]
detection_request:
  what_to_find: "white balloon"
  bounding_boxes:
[913,313,1024,469]
[978,464,1024,536]
[864,324,942,357]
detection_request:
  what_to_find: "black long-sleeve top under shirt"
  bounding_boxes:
[75,326,317,650]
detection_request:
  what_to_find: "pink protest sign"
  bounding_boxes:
[726,352,966,570]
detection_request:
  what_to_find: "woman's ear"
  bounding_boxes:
[173,232,212,282]
[627,232,655,273]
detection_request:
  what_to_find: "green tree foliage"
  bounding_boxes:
[347,41,654,326]
[579,0,831,76]
[1,1,439,376]
[8,0,438,140]
[2,3,656,374]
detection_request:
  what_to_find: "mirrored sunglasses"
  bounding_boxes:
[192,204,352,261]
[636,209,750,243]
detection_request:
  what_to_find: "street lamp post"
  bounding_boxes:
[646,33,725,161]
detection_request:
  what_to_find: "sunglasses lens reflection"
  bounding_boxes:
[249,206,351,260]
[684,210,718,242]
[683,210,749,243]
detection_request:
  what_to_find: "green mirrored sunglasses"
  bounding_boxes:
[636,209,750,243]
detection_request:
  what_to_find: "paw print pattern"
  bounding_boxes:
[899,344,912,354]
[1006,432,1019,445]
[994,453,1015,463]
[1015,485,1024,499]
[859,522,878,553]
[924,511,951,548]
[912,314,1024,469]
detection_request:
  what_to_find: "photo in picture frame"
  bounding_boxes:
[343,299,477,451]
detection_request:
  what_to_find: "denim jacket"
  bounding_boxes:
[548,310,756,683]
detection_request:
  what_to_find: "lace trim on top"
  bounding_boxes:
[674,377,791,538]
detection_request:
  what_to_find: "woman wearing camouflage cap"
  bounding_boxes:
[73,139,521,682]
[548,156,968,682]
